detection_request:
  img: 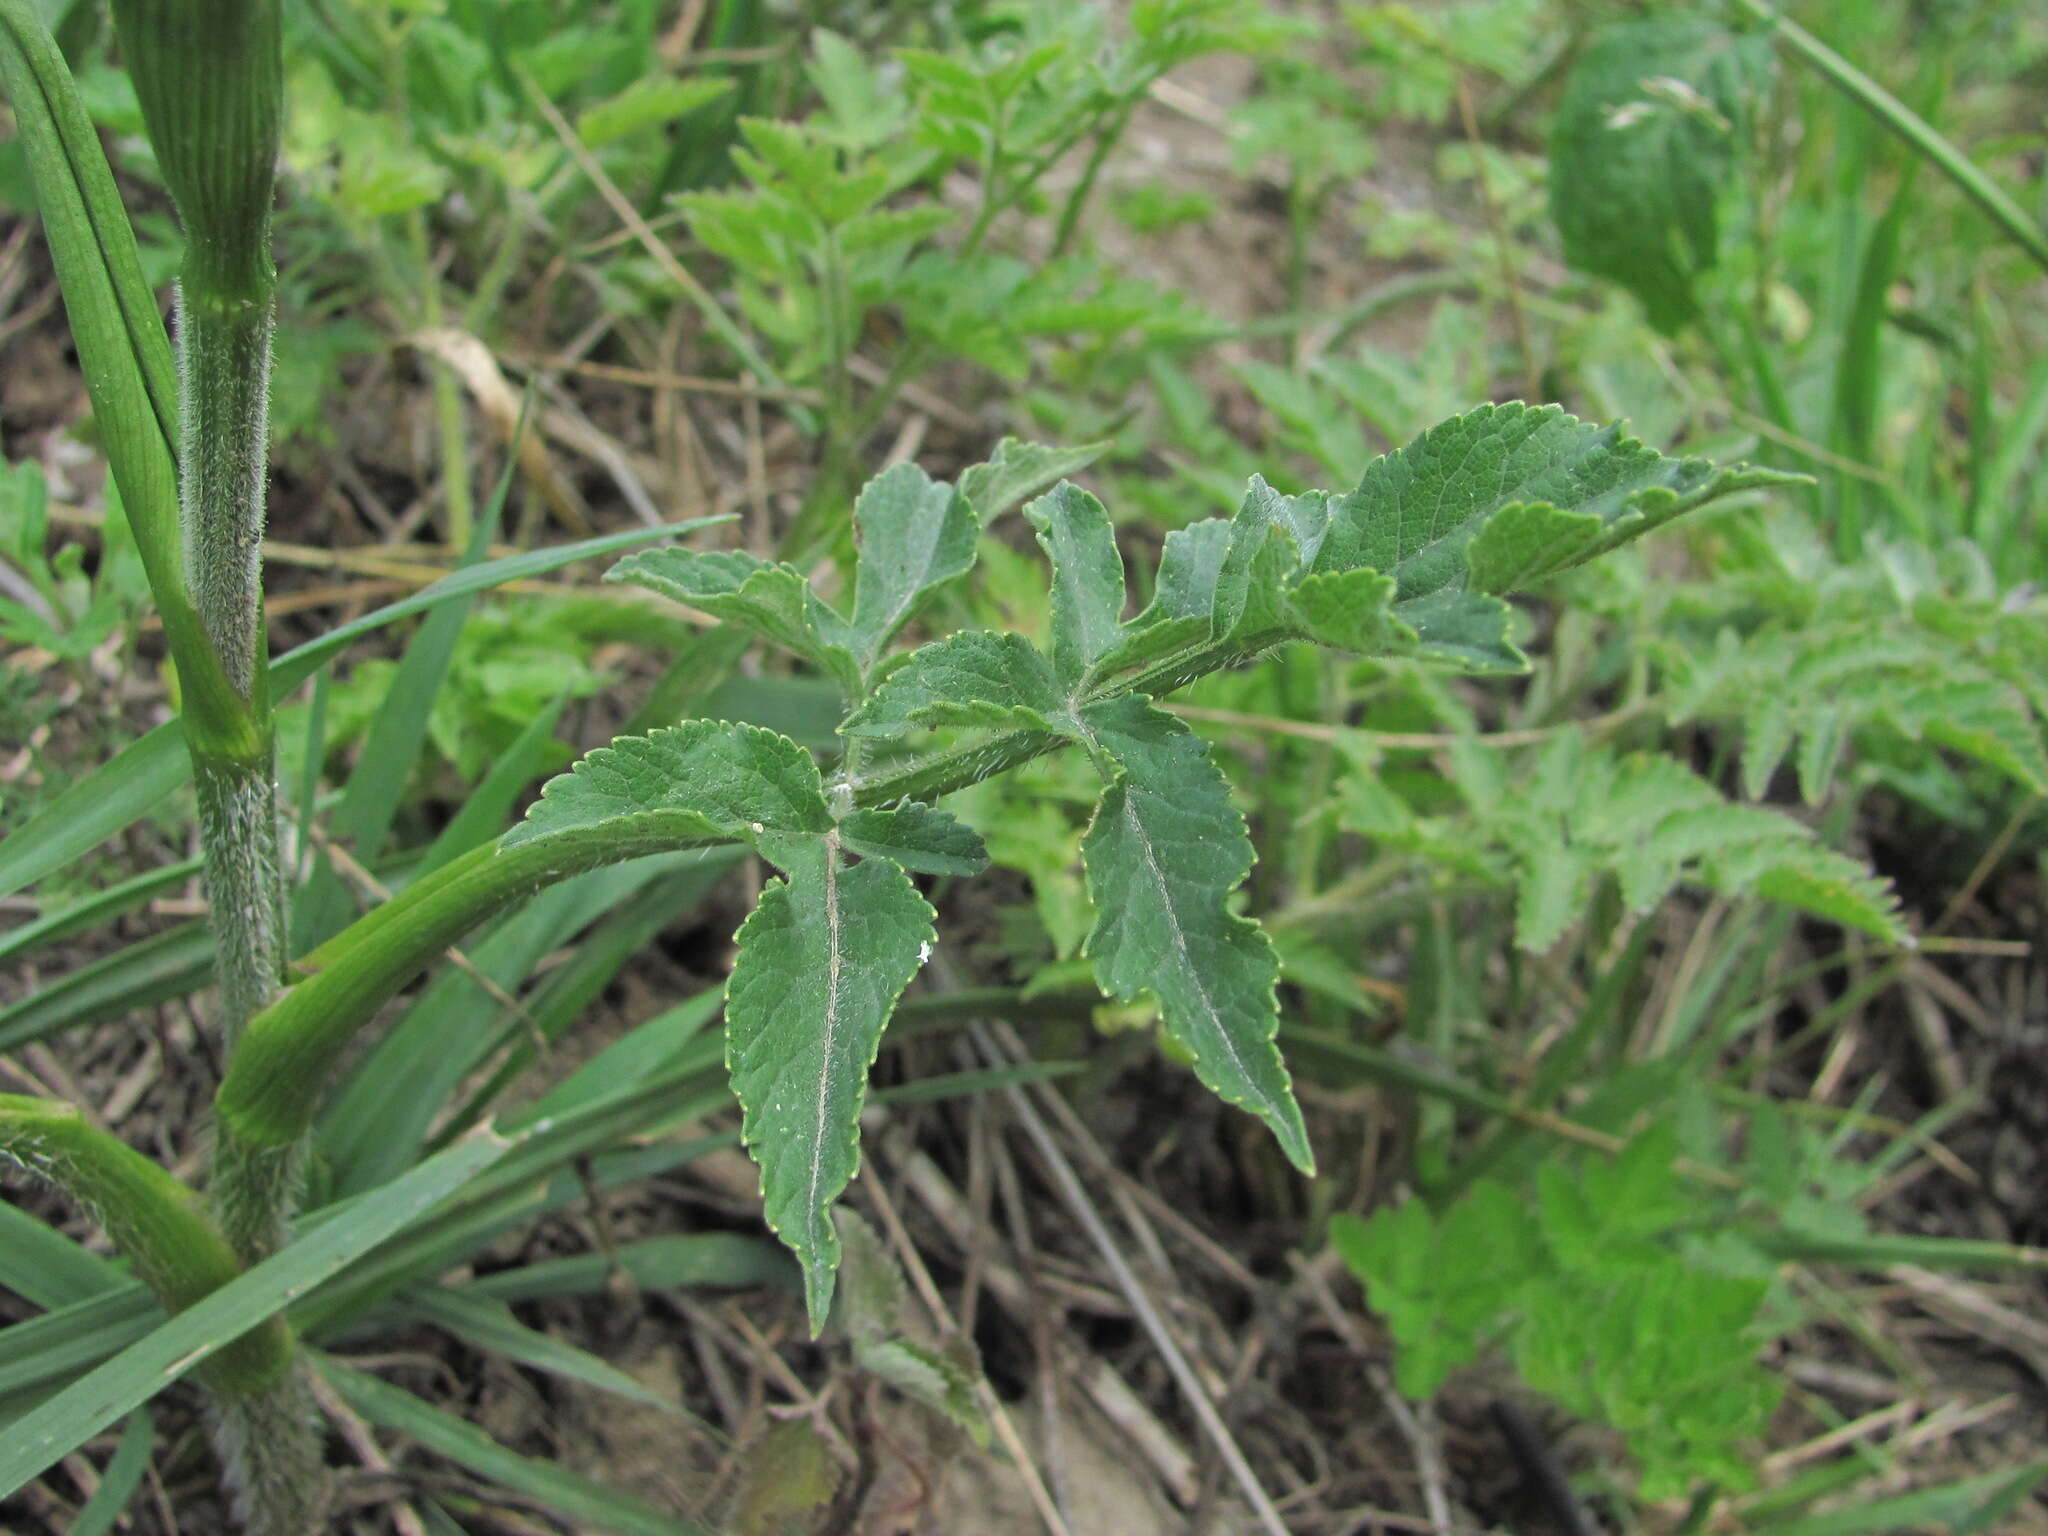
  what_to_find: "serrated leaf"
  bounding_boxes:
[958,438,1113,528]
[1025,481,1127,688]
[1319,403,1795,603]
[848,462,977,666]
[1236,475,1331,572]
[1099,477,1320,674]
[1097,518,1231,673]
[839,803,988,876]
[855,1336,990,1448]
[1728,842,1907,944]
[728,835,934,1331]
[1550,19,1770,332]
[1392,589,1526,672]
[806,27,907,150]
[1285,567,1408,653]
[1331,1181,1541,1399]
[505,721,831,849]
[577,75,735,149]
[1740,686,1794,799]
[609,548,861,695]
[841,630,1071,738]
[829,1206,904,1345]
[1073,696,1312,1172]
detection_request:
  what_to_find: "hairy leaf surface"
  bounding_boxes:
[1316,403,1796,600]
[610,549,860,695]
[728,835,934,1329]
[1074,696,1312,1172]
[841,631,1071,737]
[1024,481,1127,688]
[1549,19,1770,333]
[506,721,832,849]
[838,803,989,875]
[958,437,1112,528]
[848,463,977,666]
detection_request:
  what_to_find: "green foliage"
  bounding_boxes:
[0,463,148,659]
[1343,726,1906,952]
[1549,19,1771,333]
[531,414,1782,1325]
[1334,1126,1784,1500]
[831,1208,989,1447]
[12,4,2047,1527]
[1654,529,2048,809]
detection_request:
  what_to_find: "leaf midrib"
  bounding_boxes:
[1075,711,1268,1123]
[806,833,846,1272]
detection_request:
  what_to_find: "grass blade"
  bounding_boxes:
[0,856,201,965]
[0,922,211,1052]
[0,1199,124,1305]
[396,1285,699,1419]
[66,1406,152,1536]
[458,1233,791,1305]
[1731,0,2048,274]
[0,515,729,900]
[323,1360,714,1536]
[0,1122,514,1494]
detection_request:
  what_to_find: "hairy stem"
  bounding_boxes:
[205,1364,330,1536]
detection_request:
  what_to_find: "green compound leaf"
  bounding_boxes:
[1549,18,1771,334]
[1073,695,1312,1173]
[839,803,989,876]
[841,630,1071,737]
[958,437,1112,528]
[728,834,934,1332]
[1330,1180,1542,1398]
[847,462,978,667]
[1316,402,1798,603]
[1024,481,1127,689]
[609,548,861,696]
[505,720,832,850]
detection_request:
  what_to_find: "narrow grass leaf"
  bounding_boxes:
[0,1290,156,1405]
[0,1202,123,1306]
[0,518,726,900]
[0,857,200,965]
[397,1286,695,1418]
[0,1124,512,1494]
[65,1406,152,1536]
[460,1233,791,1305]
[1757,1461,2048,1535]
[323,1361,712,1536]
[0,923,211,1052]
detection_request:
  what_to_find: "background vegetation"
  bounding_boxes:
[3,0,2046,1531]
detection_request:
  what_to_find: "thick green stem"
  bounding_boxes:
[0,1097,293,1395]
[176,282,274,694]
[192,751,285,1057]
[204,1371,329,1536]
